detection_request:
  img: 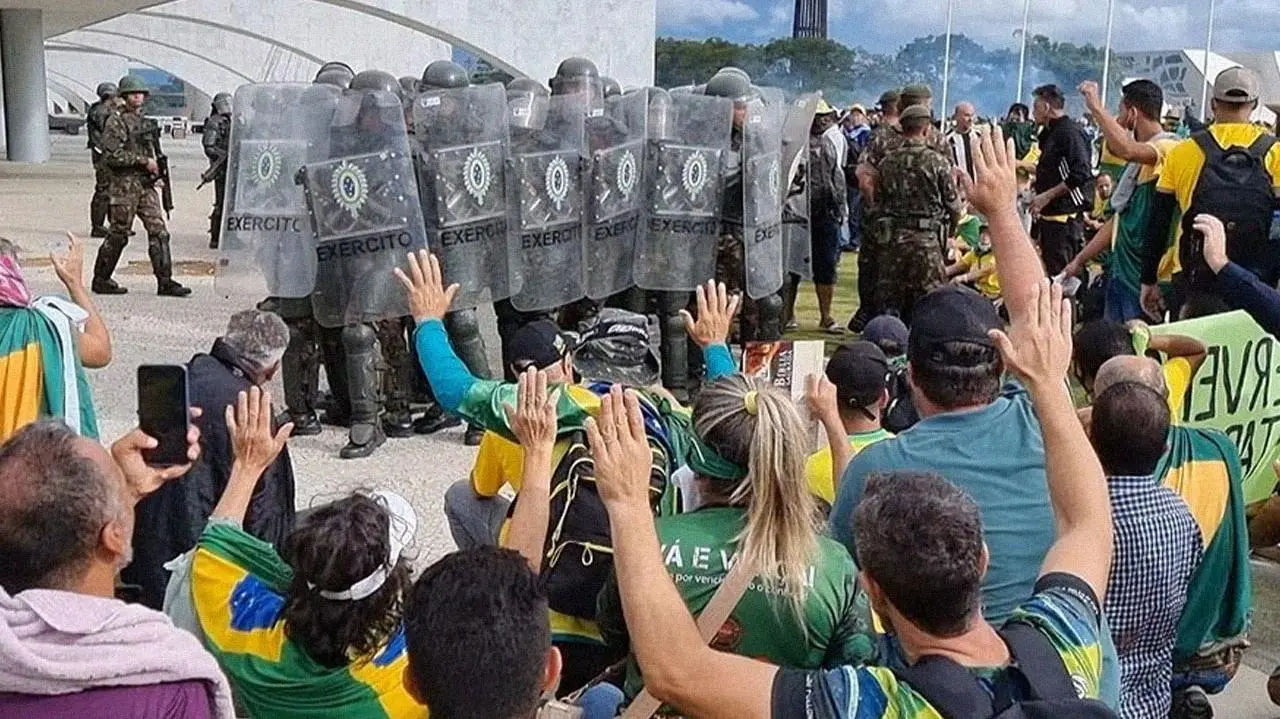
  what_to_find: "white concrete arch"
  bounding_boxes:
[46,47,131,100]
[47,70,97,103]
[131,0,451,80]
[50,37,236,98]
[46,80,85,114]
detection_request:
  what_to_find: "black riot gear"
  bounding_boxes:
[419,60,471,91]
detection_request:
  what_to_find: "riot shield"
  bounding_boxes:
[413,82,511,310]
[507,93,587,313]
[782,94,819,279]
[742,95,786,300]
[299,88,428,328]
[584,89,646,301]
[216,83,326,301]
[635,93,733,292]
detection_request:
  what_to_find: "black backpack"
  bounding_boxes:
[1180,131,1279,288]
[882,360,919,434]
[890,621,1118,719]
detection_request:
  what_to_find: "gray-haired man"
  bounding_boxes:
[122,309,297,608]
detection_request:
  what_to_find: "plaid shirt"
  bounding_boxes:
[1104,475,1203,719]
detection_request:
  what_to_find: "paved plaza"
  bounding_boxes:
[2,134,1279,716]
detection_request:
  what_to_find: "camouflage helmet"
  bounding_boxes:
[420,60,470,91]
[506,77,550,130]
[95,82,117,100]
[703,71,753,102]
[211,92,232,115]
[117,75,149,96]
[601,76,622,99]
[549,56,600,96]
[350,69,404,101]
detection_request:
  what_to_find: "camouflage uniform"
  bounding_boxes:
[202,109,231,248]
[851,123,952,328]
[873,137,961,325]
[92,103,183,293]
[718,126,783,343]
[87,98,118,234]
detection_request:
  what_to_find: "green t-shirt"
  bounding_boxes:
[597,506,876,699]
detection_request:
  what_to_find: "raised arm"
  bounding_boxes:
[1062,216,1115,279]
[1079,81,1161,165]
[989,279,1113,600]
[590,386,775,719]
[210,388,293,524]
[52,233,111,368]
[681,280,741,381]
[1201,213,1280,336]
[965,125,1044,321]
[500,369,560,573]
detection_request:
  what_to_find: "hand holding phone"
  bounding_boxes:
[137,364,192,467]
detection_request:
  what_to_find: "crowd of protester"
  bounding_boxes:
[4,64,1280,719]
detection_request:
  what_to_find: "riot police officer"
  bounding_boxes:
[704,69,784,343]
[203,92,232,249]
[87,82,118,238]
[313,61,355,89]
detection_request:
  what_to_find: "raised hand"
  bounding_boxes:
[226,387,292,479]
[504,367,559,455]
[988,278,1073,391]
[51,232,86,291]
[393,249,459,323]
[962,123,1018,219]
[1194,213,1229,274]
[111,407,202,501]
[585,384,653,512]
[679,280,741,348]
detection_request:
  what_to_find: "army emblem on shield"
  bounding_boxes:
[463,147,493,205]
[331,159,369,219]
[766,158,781,203]
[682,151,709,201]
[545,156,570,211]
[616,149,638,202]
[253,146,282,187]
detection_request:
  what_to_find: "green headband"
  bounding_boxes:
[686,434,747,482]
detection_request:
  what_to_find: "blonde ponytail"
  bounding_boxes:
[693,376,820,614]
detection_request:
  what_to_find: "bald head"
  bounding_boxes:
[954,102,976,132]
[1094,355,1166,398]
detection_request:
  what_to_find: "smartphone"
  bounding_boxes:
[137,364,191,466]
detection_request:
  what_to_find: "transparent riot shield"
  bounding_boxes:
[635,92,733,292]
[782,94,819,279]
[413,82,511,310]
[583,89,646,301]
[299,89,428,328]
[507,93,587,313]
[742,95,786,300]
[216,82,330,301]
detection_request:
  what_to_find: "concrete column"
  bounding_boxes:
[1,9,50,162]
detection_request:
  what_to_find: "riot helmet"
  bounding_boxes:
[350,69,404,103]
[506,77,550,131]
[601,76,622,99]
[211,92,233,116]
[704,71,754,102]
[315,61,355,85]
[419,60,470,91]
[549,56,601,98]
[117,75,150,96]
[96,82,117,100]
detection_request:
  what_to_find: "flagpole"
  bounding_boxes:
[940,0,955,121]
[1101,0,1116,107]
[1015,0,1031,102]
[1199,0,1217,121]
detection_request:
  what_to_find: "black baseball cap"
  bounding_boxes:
[826,341,891,408]
[908,286,1002,367]
[505,319,572,373]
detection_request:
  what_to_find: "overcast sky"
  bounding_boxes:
[657,0,1280,55]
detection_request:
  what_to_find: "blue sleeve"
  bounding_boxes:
[828,452,871,561]
[702,343,736,381]
[1216,262,1280,337]
[413,318,476,413]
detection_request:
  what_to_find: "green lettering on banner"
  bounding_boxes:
[1154,311,1280,504]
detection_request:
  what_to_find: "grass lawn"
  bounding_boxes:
[785,249,861,353]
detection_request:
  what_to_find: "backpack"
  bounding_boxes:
[882,359,919,434]
[890,621,1117,719]
[1181,131,1279,288]
[526,389,672,620]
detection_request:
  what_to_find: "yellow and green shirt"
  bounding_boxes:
[192,522,426,718]
[806,428,894,504]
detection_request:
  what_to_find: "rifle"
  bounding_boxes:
[147,120,175,219]
[196,154,227,190]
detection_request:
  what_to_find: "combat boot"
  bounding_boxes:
[382,410,415,438]
[340,421,386,459]
[289,412,323,437]
[91,236,128,295]
[413,403,461,434]
[464,425,485,446]
[340,324,386,459]
[148,234,191,297]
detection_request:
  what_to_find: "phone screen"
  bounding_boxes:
[137,364,190,466]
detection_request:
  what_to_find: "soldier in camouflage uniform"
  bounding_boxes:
[87,82,118,238]
[91,76,191,298]
[202,92,232,249]
[849,85,952,330]
[873,104,961,326]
